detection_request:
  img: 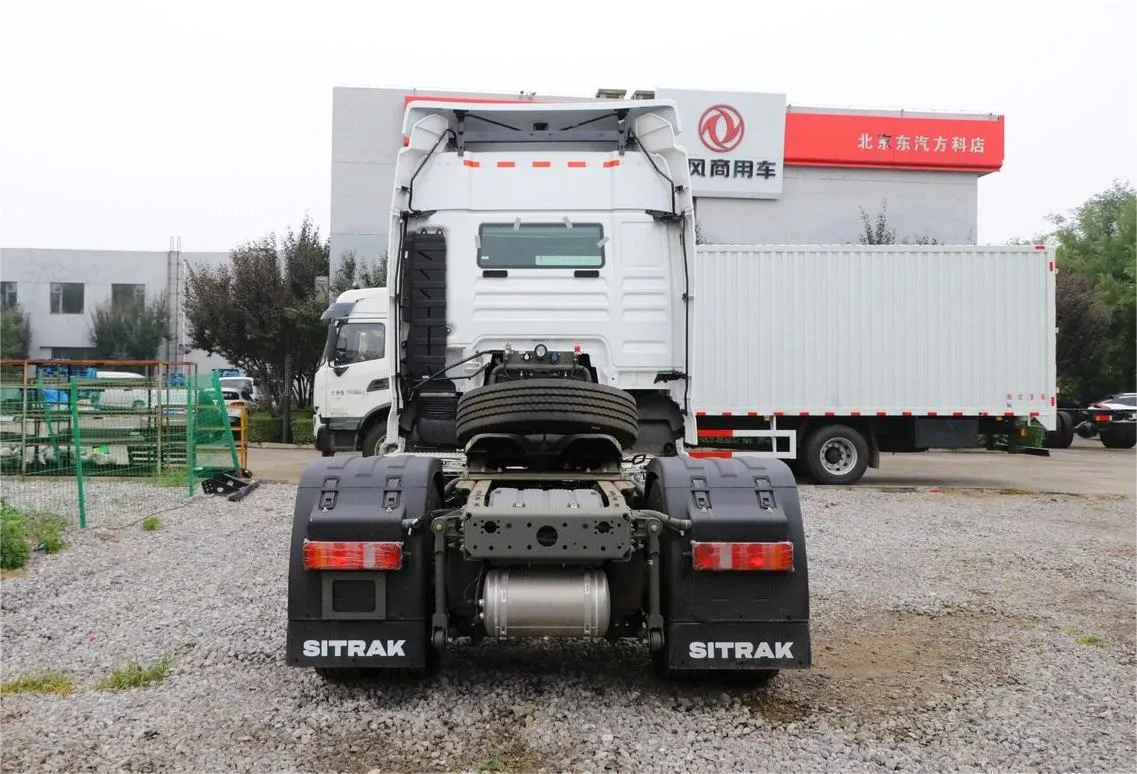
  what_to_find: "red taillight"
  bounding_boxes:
[303,540,402,570]
[690,541,794,572]
[1092,414,1112,423]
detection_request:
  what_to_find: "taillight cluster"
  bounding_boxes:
[690,541,794,572]
[302,540,403,570]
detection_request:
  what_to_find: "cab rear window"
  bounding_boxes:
[477,223,605,269]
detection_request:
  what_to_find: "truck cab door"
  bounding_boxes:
[322,320,391,421]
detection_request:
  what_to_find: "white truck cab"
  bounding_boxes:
[312,287,392,455]
[381,99,699,456]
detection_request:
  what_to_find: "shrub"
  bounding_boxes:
[28,513,67,554]
[290,416,314,444]
[0,500,29,570]
[141,516,161,532]
[247,413,282,443]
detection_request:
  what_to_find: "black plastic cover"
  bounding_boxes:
[288,454,441,664]
[645,455,811,669]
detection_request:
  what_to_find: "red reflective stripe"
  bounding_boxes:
[954,411,964,417]
[876,411,887,417]
[496,160,515,168]
[1004,412,1015,417]
[567,161,587,168]
[696,411,707,417]
[928,411,938,416]
[689,450,732,459]
[902,411,913,417]
[1029,411,1040,417]
[1051,396,1056,406]
[463,159,480,168]
[851,411,861,416]
[722,411,733,416]
[1049,261,1054,271]
[747,411,758,417]
[774,411,785,417]
[532,161,551,168]
[799,411,810,417]
[981,412,990,417]
[1034,244,1046,250]
[603,159,621,168]
[825,411,835,417]
[698,429,734,439]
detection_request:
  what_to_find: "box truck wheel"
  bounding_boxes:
[803,424,869,485]
[1045,411,1075,449]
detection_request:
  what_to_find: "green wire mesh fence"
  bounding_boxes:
[0,361,243,529]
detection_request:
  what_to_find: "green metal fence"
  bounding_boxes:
[0,362,243,529]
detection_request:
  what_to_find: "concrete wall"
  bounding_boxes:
[0,247,233,372]
[695,166,979,246]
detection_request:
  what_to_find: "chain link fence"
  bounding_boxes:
[0,361,245,529]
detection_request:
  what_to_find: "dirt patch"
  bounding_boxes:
[802,608,1018,717]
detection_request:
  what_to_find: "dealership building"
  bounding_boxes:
[1,85,1004,364]
[329,85,1005,277]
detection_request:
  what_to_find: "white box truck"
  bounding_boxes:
[688,243,1057,483]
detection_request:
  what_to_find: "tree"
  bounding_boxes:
[332,250,387,294]
[183,216,330,410]
[0,305,31,360]
[1054,269,1110,399]
[1047,180,1136,398]
[858,201,897,245]
[88,294,171,361]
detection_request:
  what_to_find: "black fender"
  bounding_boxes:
[286,454,441,669]
[645,454,811,671]
[354,404,391,450]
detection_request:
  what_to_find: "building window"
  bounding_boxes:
[111,283,146,307]
[0,282,16,311]
[50,282,85,314]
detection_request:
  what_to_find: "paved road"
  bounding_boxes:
[246,436,1135,497]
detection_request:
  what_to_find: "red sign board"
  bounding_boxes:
[784,112,1005,173]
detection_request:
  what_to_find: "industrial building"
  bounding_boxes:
[0,244,232,371]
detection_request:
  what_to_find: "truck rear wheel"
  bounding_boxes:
[803,424,870,485]
[1101,425,1136,449]
[455,379,639,448]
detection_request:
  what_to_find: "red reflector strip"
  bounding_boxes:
[927,411,938,416]
[691,541,794,572]
[747,411,758,417]
[698,429,734,439]
[1029,411,1039,418]
[954,411,964,417]
[567,161,587,168]
[603,159,621,168]
[688,450,732,459]
[696,411,707,417]
[851,411,861,417]
[303,540,402,571]
[532,161,551,168]
[463,159,480,168]
[876,411,887,417]
[496,160,515,168]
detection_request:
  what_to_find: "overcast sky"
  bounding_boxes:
[1,0,1134,252]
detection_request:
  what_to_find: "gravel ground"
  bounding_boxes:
[1,483,1134,773]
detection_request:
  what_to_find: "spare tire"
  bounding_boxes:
[455,379,639,448]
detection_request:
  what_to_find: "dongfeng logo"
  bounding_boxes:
[698,104,745,153]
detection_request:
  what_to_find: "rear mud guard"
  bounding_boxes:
[646,455,812,673]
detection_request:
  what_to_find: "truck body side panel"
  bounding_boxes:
[692,244,1057,429]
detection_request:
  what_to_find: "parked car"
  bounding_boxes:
[221,387,256,426]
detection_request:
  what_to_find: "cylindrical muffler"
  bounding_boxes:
[481,568,610,638]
